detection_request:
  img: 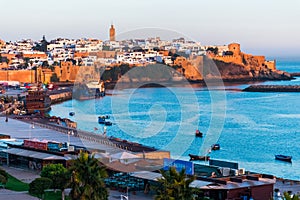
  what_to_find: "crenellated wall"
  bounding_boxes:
[213,55,243,66]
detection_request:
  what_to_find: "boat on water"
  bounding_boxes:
[275,155,292,162]
[69,112,75,116]
[211,144,220,150]
[188,154,210,161]
[98,116,112,125]
[104,121,112,126]
[195,130,203,137]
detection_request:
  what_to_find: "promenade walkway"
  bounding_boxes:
[0,116,122,154]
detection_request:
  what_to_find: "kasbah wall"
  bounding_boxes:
[0,69,36,83]
[211,43,276,71]
[0,61,96,84]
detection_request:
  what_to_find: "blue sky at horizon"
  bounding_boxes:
[1,0,300,58]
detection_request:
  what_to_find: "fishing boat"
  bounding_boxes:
[211,144,220,150]
[275,155,292,162]
[195,130,203,137]
[104,121,112,126]
[188,154,210,161]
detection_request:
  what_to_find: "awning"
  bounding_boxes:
[129,171,162,181]
[189,180,213,188]
[129,171,213,188]
[6,148,69,160]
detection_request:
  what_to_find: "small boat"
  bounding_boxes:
[195,130,203,137]
[188,154,210,161]
[275,155,292,162]
[69,112,75,116]
[99,115,110,119]
[211,144,220,150]
[104,121,112,126]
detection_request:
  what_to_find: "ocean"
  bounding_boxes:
[49,59,300,180]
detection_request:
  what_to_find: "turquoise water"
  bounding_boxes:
[49,60,300,180]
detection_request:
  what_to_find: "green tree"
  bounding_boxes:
[69,151,108,200]
[0,168,8,185]
[40,164,69,200]
[155,167,195,200]
[29,177,53,199]
[283,191,299,200]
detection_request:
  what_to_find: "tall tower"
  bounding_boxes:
[109,24,115,41]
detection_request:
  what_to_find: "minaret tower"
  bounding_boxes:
[109,24,115,41]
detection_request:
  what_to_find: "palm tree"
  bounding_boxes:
[155,167,195,200]
[283,191,299,200]
[69,151,108,200]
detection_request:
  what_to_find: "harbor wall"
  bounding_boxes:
[49,91,73,104]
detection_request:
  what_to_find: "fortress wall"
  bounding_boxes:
[54,62,80,82]
[253,56,266,66]
[213,55,243,66]
[264,60,276,71]
[0,70,36,83]
[228,43,241,56]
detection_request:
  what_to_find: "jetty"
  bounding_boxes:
[290,72,300,77]
[243,85,300,92]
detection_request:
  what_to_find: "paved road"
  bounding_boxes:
[0,189,39,200]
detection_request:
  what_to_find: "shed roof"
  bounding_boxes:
[6,148,69,160]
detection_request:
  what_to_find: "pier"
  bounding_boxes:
[243,85,300,92]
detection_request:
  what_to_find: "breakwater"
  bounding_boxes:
[243,85,300,92]
[290,72,300,77]
[48,88,73,104]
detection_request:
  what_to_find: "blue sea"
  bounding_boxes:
[49,59,300,180]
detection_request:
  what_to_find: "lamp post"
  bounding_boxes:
[205,148,212,164]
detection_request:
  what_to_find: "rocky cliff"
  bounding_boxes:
[180,56,292,82]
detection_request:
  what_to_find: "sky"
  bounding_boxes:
[1,0,300,58]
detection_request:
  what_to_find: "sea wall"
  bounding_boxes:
[49,90,73,104]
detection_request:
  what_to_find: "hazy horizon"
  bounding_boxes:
[1,0,300,58]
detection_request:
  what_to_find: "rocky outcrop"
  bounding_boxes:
[211,59,292,81]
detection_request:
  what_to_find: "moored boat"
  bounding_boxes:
[275,155,292,162]
[188,154,210,161]
[195,130,203,137]
[104,121,112,126]
[211,144,220,150]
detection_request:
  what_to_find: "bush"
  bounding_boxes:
[29,177,53,198]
